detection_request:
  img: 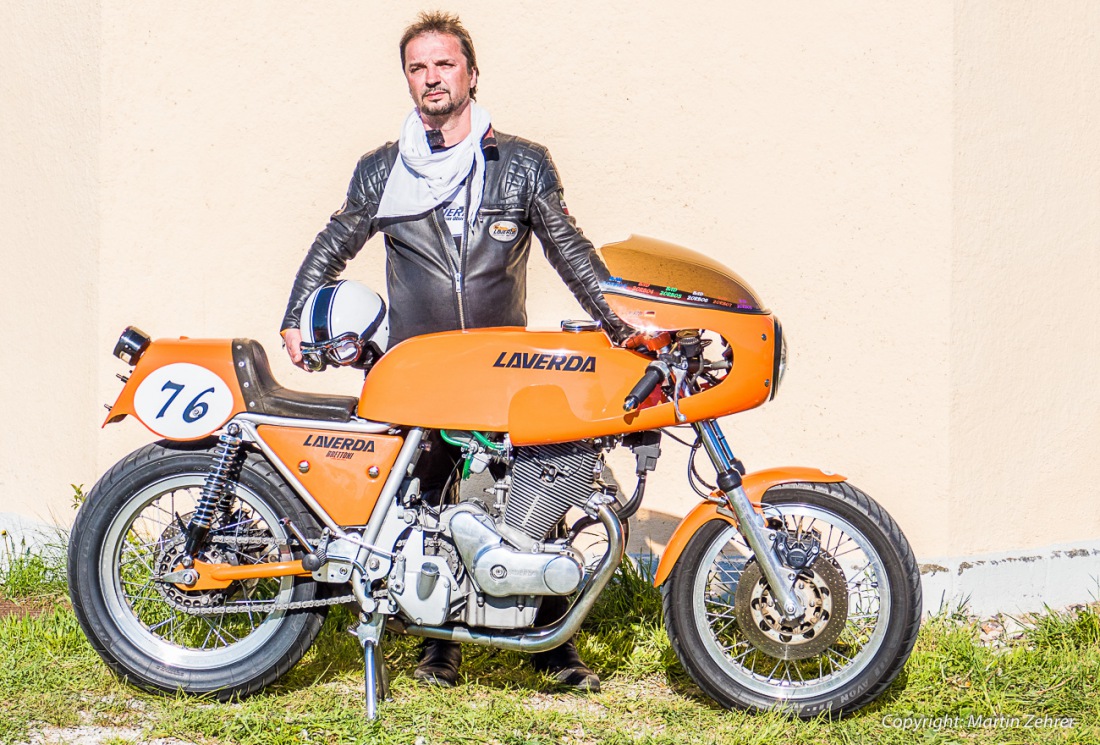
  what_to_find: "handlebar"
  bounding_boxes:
[623,361,670,411]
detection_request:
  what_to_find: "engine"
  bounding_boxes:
[385,437,606,629]
[504,442,602,540]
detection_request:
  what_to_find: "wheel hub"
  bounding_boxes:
[734,557,849,661]
[155,543,236,610]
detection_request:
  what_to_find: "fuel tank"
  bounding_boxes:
[358,313,775,446]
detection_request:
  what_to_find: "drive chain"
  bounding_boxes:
[171,592,358,616]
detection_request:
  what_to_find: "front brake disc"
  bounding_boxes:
[733,558,849,661]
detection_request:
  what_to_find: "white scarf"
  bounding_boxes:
[376,103,492,225]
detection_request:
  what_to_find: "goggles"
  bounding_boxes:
[300,332,365,372]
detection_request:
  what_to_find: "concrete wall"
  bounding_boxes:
[1,1,1097,614]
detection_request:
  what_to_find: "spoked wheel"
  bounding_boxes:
[68,441,327,699]
[663,482,921,718]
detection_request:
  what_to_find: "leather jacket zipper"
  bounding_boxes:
[431,189,468,330]
[457,172,473,329]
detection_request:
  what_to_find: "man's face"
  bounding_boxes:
[403,32,477,119]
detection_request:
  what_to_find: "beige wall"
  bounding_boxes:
[950,3,1100,552]
[0,1,100,522]
[2,2,1097,605]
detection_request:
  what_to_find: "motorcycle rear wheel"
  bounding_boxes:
[663,481,921,718]
[68,440,326,699]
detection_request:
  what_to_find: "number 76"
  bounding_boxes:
[157,381,215,423]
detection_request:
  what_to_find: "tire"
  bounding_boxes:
[663,481,922,718]
[68,440,327,699]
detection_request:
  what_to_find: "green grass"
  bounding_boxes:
[0,531,68,600]
[1,547,1097,744]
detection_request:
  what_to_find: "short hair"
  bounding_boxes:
[399,11,478,99]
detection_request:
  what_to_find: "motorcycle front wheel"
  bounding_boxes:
[663,481,921,718]
[68,440,327,699]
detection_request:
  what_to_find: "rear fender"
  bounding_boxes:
[651,467,846,587]
[103,338,247,441]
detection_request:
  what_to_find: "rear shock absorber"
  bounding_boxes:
[183,423,243,559]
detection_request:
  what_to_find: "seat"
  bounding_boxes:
[231,339,359,422]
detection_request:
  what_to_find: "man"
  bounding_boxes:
[280,11,633,693]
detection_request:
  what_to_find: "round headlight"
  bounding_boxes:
[113,326,151,366]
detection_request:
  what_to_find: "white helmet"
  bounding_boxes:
[299,280,389,371]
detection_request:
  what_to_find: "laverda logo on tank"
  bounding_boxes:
[491,351,597,373]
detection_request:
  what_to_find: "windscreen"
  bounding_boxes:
[598,236,767,313]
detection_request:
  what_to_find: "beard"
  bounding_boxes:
[419,87,469,118]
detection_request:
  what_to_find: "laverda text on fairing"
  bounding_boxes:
[69,236,921,718]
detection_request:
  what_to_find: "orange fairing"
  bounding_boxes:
[651,467,847,587]
[103,338,246,441]
[256,426,403,526]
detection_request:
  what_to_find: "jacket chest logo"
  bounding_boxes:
[488,221,519,241]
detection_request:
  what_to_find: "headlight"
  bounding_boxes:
[113,326,151,366]
[770,318,787,400]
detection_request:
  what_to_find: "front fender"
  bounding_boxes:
[651,467,846,587]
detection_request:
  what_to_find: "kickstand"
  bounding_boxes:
[354,612,390,719]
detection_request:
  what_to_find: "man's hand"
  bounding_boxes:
[282,328,308,370]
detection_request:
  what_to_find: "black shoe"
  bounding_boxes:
[531,638,600,693]
[413,638,462,687]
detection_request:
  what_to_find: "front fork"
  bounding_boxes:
[693,420,806,620]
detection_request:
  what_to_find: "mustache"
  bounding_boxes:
[422,85,450,98]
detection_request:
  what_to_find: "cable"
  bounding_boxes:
[660,428,697,448]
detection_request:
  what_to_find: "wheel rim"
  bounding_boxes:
[691,503,891,699]
[99,473,296,670]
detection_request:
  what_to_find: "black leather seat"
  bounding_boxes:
[231,339,359,422]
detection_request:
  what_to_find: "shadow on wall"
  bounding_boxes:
[622,507,684,557]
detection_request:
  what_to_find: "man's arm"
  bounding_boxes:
[528,150,633,344]
[281,154,383,332]
[281,154,383,366]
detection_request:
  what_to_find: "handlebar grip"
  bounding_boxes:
[624,363,668,411]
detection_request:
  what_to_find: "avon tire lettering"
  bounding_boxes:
[491,352,596,373]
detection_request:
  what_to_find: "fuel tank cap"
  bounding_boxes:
[560,319,602,333]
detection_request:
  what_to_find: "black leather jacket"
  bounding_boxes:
[281,131,631,346]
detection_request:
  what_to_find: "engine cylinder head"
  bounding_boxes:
[504,442,599,540]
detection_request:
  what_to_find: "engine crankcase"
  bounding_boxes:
[445,504,583,598]
[390,527,458,626]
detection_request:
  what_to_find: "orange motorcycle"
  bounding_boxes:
[68,235,921,718]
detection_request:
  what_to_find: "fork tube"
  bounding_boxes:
[695,420,737,472]
[693,420,805,619]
